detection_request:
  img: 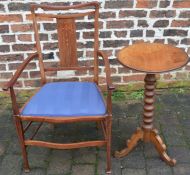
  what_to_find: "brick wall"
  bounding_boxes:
[0,0,190,90]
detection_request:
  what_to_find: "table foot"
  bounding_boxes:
[150,129,176,166]
[115,127,143,158]
[114,128,176,166]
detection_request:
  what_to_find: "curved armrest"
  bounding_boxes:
[97,50,115,91]
[3,53,38,91]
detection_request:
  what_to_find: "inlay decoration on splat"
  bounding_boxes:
[57,18,78,67]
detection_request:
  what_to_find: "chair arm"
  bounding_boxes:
[3,53,38,91]
[97,50,115,91]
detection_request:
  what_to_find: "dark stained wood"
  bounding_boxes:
[3,2,113,174]
[118,42,189,73]
[57,18,77,67]
[115,43,189,166]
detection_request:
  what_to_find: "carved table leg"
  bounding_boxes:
[115,127,143,158]
[115,74,176,166]
[150,129,176,166]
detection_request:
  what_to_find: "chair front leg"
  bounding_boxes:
[10,87,30,172]
[106,117,112,174]
[14,116,30,172]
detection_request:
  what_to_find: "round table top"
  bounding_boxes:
[118,42,189,73]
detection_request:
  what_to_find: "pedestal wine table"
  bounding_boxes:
[115,42,189,166]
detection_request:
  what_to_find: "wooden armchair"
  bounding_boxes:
[3,2,114,174]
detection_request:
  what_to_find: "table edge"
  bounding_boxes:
[117,57,190,74]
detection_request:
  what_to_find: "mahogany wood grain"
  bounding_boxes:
[31,9,46,84]
[93,4,100,84]
[57,18,77,67]
[115,127,143,158]
[97,50,115,91]
[118,43,189,73]
[115,74,176,166]
[115,127,176,166]
[14,111,30,172]
[143,74,155,130]
[115,43,188,166]
[31,2,99,11]
[19,115,107,123]
[35,11,95,19]
[25,140,106,149]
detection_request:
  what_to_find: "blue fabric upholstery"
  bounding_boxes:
[21,82,106,117]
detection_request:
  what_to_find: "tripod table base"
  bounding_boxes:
[115,127,176,166]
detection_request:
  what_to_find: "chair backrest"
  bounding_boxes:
[30,2,100,85]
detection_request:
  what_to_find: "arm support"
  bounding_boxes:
[3,53,38,91]
[97,50,115,91]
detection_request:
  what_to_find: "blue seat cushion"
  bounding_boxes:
[21,82,106,117]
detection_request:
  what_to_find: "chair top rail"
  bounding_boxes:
[35,11,95,19]
[31,2,99,11]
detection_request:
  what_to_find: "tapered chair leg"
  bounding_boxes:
[106,118,112,174]
[14,117,30,172]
